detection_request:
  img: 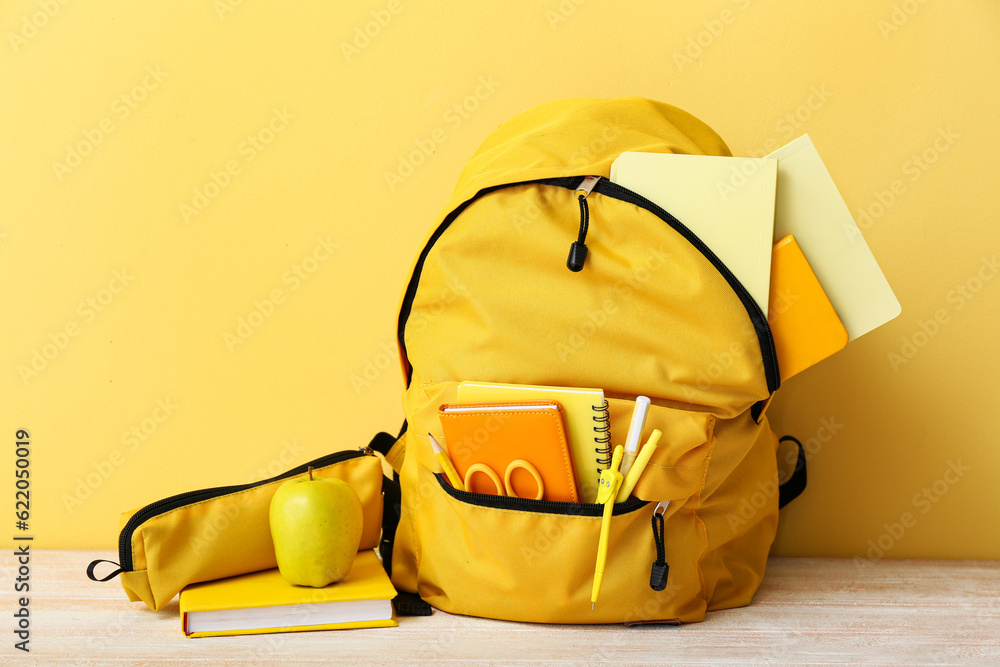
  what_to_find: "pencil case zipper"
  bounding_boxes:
[117,447,373,572]
[397,176,780,394]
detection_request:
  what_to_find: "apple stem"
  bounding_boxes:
[308,466,314,481]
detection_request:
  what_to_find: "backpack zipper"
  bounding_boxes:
[397,175,780,393]
[566,175,601,271]
[593,178,780,393]
[434,473,647,516]
[117,447,372,572]
[396,176,580,384]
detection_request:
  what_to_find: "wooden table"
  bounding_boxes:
[4,551,998,664]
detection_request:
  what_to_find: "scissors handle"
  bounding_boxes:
[464,463,504,496]
[464,460,545,500]
[504,459,544,501]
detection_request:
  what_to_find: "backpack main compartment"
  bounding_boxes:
[384,97,783,623]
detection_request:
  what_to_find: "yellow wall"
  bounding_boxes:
[3,1,997,559]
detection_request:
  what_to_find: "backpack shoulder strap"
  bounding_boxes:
[778,435,807,508]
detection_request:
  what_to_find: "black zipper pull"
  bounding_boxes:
[650,501,669,591]
[567,176,600,272]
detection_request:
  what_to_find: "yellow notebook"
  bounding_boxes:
[179,550,397,638]
[768,235,848,380]
[457,381,610,503]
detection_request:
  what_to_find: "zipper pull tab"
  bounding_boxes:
[649,501,669,591]
[567,176,600,272]
[574,175,600,199]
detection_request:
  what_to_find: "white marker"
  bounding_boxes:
[619,395,651,478]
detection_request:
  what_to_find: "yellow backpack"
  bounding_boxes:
[377,97,806,624]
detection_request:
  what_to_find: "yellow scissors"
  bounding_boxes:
[463,459,545,500]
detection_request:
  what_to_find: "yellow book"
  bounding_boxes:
[179,550,397,638]
[457,381,610,503]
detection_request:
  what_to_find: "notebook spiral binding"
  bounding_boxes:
[593,399,612,472]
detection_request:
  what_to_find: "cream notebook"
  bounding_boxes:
[610,151,778,313]
[766,135,900,340]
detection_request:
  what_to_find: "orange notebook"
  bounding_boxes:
[438,401,580,503]
[768,235,849,380]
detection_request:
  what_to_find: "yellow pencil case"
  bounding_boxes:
[87,436,391,611]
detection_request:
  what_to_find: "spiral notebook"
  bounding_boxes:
[456,382,610,502]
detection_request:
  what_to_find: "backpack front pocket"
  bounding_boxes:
[604,398,716,503]
[394,383,719,624]
[410,464,709,624]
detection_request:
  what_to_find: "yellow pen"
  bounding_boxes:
[592,444,624,610]
[428,433,465,492]
[616,429,661,503]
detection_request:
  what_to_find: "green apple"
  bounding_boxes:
[269,466,364,587]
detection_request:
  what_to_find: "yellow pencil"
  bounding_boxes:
[616,429,661,503]
[592,445,624,609]
[428,433,465,492]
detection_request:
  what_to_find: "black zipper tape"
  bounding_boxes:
[396,176,581,386]
[117,448,371,572]
[434,473,647,516]
[397,176,780,393]
[594,179,780,393]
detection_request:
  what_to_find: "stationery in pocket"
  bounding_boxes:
[456,381,610,502]
[438,401,580,503]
